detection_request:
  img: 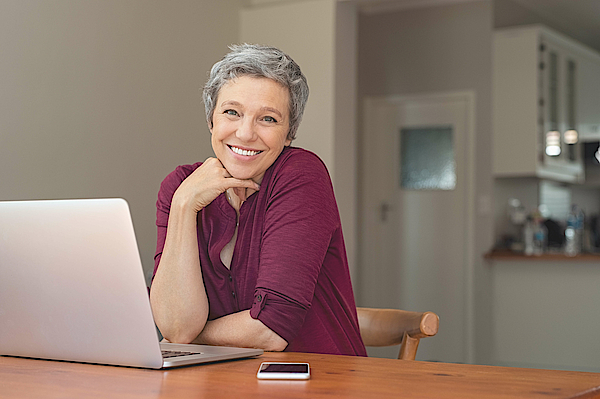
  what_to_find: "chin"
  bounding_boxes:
[220,157,266,182]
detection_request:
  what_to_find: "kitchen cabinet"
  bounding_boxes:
[493,25,600,183]
[576,52,600,142]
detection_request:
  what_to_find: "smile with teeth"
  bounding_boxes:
[229,145,262,156]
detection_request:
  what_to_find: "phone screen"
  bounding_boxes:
[259,363,309,373]
[257,362,310,379]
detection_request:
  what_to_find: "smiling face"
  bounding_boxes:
[210,76,292,184]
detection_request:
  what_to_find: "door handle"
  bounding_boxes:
[380,202,391,222]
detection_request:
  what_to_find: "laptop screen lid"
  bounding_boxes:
[0,198,262,368]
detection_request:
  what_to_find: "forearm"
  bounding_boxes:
[150,201,209,343]
[192,310,288,352]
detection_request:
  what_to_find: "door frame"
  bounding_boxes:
[360,91,476,363]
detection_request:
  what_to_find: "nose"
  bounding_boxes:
[236,117,257,142]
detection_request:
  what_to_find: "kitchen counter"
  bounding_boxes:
[485,250,600,372]
[485,249,600,261]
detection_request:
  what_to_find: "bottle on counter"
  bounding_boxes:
[533,220,547,256]
[577,207,585,252]
[523,216,534,256]
[531,209,547,256]
[565,205,584,257]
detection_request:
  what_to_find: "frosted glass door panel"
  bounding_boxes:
[400,126,456,190]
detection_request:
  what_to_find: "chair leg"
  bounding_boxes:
[399,332,420,360]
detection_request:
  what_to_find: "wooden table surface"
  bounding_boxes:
[1,352,600,398]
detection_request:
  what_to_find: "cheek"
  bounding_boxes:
[210,123,228,142]
[210,131,223,155]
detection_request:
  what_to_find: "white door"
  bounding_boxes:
[359,93,474,363]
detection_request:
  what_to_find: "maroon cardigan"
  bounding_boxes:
[153,146,366,356]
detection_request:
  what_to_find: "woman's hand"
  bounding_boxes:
[172,157,260,213]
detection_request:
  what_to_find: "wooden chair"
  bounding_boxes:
[357,307,439,360]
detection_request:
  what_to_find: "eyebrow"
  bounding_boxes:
[220,101,284,119]
[261,107,283,118]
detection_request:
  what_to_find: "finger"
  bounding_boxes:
[205,157,233,177]
[225,178,260,191]
[197,158,230,179]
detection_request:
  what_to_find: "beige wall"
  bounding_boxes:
[0,0,243,283]
[241,0,336,174]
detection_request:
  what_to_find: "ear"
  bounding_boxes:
[284,127,293,146]
[284,130,293,146]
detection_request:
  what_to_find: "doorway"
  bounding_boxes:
[358,92,475,363]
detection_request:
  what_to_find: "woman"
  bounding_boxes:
[150,44,366,356]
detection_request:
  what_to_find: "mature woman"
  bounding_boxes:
[150,44,366,356]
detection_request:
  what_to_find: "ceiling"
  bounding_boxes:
[508,0,600,52]
[351,0,600,53]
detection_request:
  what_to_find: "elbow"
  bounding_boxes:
[252,316,288,351]
[264,335,288,352]
[156,315,206,345]
[162,329,201,345]
[268,342,287,352]
[150,294,208,345]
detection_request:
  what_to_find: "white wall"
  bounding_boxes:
[0,0,244,284]
[334,2,359,285]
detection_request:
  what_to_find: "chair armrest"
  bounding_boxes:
[357,307,439,347]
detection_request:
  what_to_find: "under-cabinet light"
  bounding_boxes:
[564,129,578,144]
[546,131,561,156]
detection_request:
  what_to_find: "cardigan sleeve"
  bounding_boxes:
[249,150,340,344]
[152,162,202,279]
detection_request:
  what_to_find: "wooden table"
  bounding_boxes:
[1,352,600,398]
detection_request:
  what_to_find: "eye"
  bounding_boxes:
[263,116,278,123]
[224,109,239,117]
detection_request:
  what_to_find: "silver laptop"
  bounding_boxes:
[0,198,263,368]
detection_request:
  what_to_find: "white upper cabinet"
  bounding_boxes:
[493,25,600,183]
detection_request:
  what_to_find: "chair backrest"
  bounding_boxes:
[356,307,439,360]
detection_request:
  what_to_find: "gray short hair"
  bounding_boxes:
[203,44,309,141]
